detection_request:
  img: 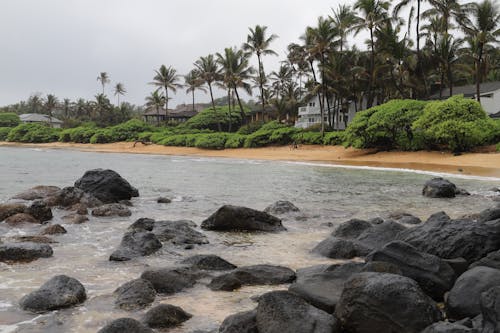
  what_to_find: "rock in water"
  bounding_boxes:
[142,304,192,328]
[92,203,131,217]
[141,267,199,294]
[109,230,162,261]
[12,185,61,201]
[332,219,372,239]
[479,206,500,223]
[335,272,442,333]
[153,220,208,245]
[4,213,39,226]
[201,205,285,232]
[74,169,139,203]
[263,201,300,215]
[25,200,53,222]
[180,254,236,271]
[446,266,500,320]
[97,318,153,333]
[19,275,86,313]
[0,203,27,221]
[423,177,457,198]
[208,265,295,291]
[366,241,456,301]
[0,242,53,263]
[114,278,156,310]
[44,186,101,208]
[421,321,475,332]
[398,212,500,262]
[256,290,338,333]
[220,310,258,333]
[40,224,67,235]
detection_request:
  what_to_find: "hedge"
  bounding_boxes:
[0,113,20,127]
[0,127,12,140]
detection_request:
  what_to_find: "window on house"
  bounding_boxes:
[309,102,315,107]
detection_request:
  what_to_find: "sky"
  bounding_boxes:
[0,0,353,108]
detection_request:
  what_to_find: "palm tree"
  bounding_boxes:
[216,47,255,126]
[354,0,391,108]
[97,72,110,95]
[144,90,166,126]
[150,65,182,117]
[194,54,222,129]
[62,98,72,118]
[113,83,126,107]
[243,25,278,119]
[460,0,500,101]
[44,94,58,123]
[331,4,361,52]
[184,69,207,111]
[270,63,294,99]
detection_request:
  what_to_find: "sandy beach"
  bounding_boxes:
[2,141,500,178]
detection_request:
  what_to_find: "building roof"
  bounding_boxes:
[430,81,500,99]
[19,113,62,123]
[174,103,207,113]
[142,108,198,118]
[142,108,171,116]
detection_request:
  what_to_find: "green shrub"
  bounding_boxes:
[137,131,154,141]
[0,127,12,140]
[181,106,248,131]
[7,123,60,143]
[268,127,302,145]
[293,132,323,145]
[59,125,98,143]
[497,142,500,152]
[0,113,20,127]
[323,131,344,145]
[108,119,152,142]
[243,121,292,148]
[159,134,188,146]
[194,133,229,149]
[225,134,247,148]
[237,121,264,135]
[89,130,113,144]
[150,130,172,144]
[184,134,199,147]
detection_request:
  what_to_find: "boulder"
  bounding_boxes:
[74,169,139,203]
[0,203,26,221]
[180,254,236,271]
[263,200,300,215]
[24,200,52,222]
[479,206,500,223]
[157,197,171,204]
[288,262,364,313]
[19,275,86,313]
[446,266,500,320]
[61,214,88,224]
[97,318,153,333]
[44,186,102,208]
[366,241,456,300]
[332,219,372,239]
[109,230,162,261]
[388,212,422,225]
[398,212,500,262]
[220,310,258,333]
[256,290,339,333]
[312,237,371,259]
[40,224,67,235]
[114,278,156,310]
[356,219,407,249]
[335,272,443,333]
[201,205,285,232]
[470,250,500,270]
[129,218,155,231]
[4,213,39,226]
[12,185,60,201]
[141,267,199,294]
[421,322,475,332]
[0,242,53,262]
[153,220,208,245]
[208,265,295,291]
[423,177,457,198]
[444,258,469,277]
[142,304,192,328]
[481,286,500,333]
[92,203,131,217]
[362,261,403,275]
[70,203,88,215]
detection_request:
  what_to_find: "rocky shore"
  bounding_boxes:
[2,169,500,332]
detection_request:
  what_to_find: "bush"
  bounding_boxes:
[181,106,249,131]
[159,134,188,146]
[237,121,264,135]
[108,119,152,141]
[268,127,302,145]
[497,142,500,152]
[225,134,247,148]
[194,133,229,149]
[150,130,172,144]
[0,113,20,127]
[323,131,344,145]
[89,130,113,144]
[0,127,12,140]
[293,132,323,145]
[7,123,60,143]
[59,126,97,143]
[137,131,154,141]
[243,121,291,148]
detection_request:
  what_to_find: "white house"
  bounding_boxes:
[19,113,63,128]
[430,81,500,117]
[295,95,357,130]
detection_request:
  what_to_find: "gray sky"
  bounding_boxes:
[0,0,353,108]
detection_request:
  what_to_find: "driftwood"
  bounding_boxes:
[133,140,152,147]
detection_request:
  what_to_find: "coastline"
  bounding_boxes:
[1,141,500,178]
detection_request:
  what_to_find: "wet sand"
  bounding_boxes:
[2,141,500,178]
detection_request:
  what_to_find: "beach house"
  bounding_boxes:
[294,95,357,130]
[19,113,63,128]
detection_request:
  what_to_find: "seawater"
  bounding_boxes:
[0,147,499,332]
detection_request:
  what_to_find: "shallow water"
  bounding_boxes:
[0,147,499,332]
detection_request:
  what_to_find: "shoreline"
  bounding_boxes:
[2,141,500,178]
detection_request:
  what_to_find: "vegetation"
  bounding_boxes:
[0,113,20,127]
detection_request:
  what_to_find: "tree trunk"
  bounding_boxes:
[448,63,453,97]
[192,89,195,111]
[367,26,375,109]
[156,106,160,127]
[208,82,221,131]
[227,88,232,132]
[234,86,246,127]
[165,87,169,125]
[257,52,265,120]
[476,42,484,102]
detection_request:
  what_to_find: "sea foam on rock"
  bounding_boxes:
[201,205,285,232]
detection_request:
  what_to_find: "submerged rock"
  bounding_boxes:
[40,224,67,235]
[142,304,192,328]
[97,318,152,333]
[423,177,458,198]
[44,186,102,208]
[25,200,52,222]
[11,236,55,244]
[109,230,162,261]
[201,205,285,232]
[141,267,199,294]
[446,266,500,320]
[256,290,338,333]
[4,213,39,226]
[219,310,258,333]
[366,241,456,300]
[61,214,89,224]
[180,254,236,271]
[19,275,86,313]
[92,203,131,217]
[114,278,156,310]
[263,200,300,215]
[335,272,442,333]
[153,220,208,245]
[157,197,171,204]
[0,203,27,221]
[12,185,61,201]
[0,242,53,262]
[74,169,139,203]
[208,265,295,291]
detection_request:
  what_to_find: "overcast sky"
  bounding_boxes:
[0,0,361,108]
